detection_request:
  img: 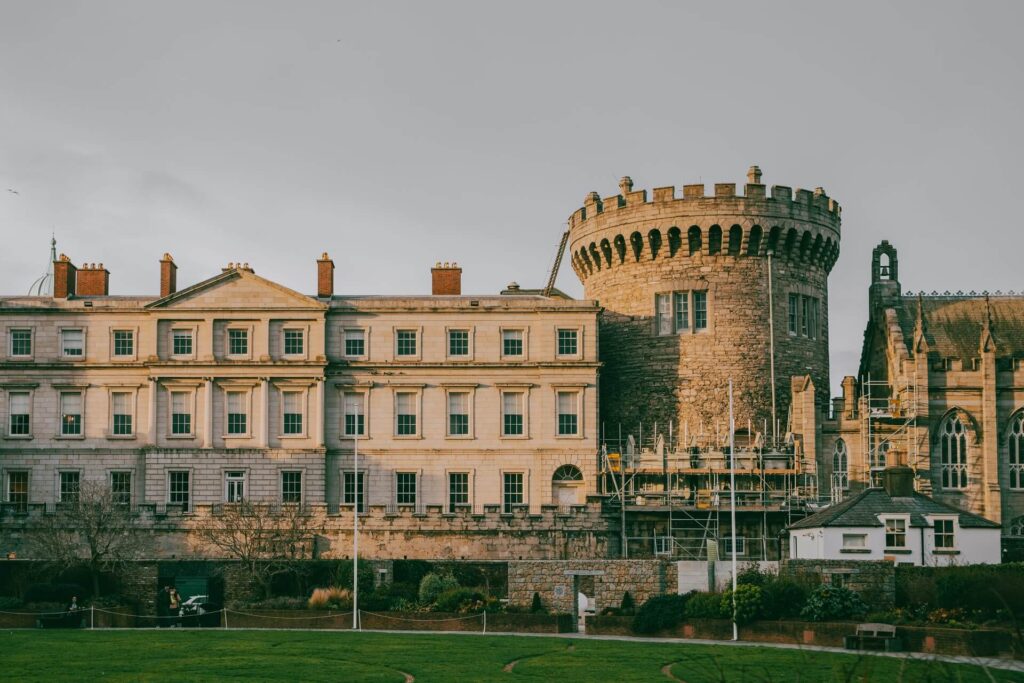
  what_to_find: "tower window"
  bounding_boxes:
[655,291,707,335]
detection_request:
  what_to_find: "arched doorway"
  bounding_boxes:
[552,464,584,507]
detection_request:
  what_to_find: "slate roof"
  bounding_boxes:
[892,295,1024,360]
[788,488,1000,530]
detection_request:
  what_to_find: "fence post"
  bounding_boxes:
[223,609,228,629]
[356,609,361,631]
[483,610,487,634]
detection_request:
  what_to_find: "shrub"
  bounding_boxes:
[720,585,763,625]
[685,592,726,619]
[800,585,867,622]
[530,592,545,614]
[760,579,808,620]
[736,565,773,587]
[620,591,635,615]
[247,596,307,610]
[308,587,352,610]
[896,564,1024,618]
[418,572,459,605]
[0,596,23,609]
[434,587,486,613]
[632,593,689,634]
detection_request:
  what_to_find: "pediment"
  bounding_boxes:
[146,269,325,311]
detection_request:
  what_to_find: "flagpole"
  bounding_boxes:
[729,379,738,642]
[353,407,360,630]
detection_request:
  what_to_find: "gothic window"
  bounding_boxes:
[1010,515,1024,537]
[1009,412,1024,490]
[832,439,848,491]
[940,414,969,489]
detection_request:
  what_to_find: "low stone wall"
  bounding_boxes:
[782,559,895,610]
[507,559,675,614]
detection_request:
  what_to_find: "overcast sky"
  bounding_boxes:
[2,1,1022,395]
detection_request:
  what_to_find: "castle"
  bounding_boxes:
[1,167,1022,564]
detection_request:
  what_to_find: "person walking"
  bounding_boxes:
[168,588,181,627]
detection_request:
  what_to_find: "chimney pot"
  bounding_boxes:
[53,255,77,298]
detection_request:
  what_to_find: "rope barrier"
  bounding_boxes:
[224,609,353,621]
[358,610,486,623]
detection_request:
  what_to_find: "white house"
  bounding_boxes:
[789,467,1001,566]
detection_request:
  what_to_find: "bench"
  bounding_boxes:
[844,623,900,652]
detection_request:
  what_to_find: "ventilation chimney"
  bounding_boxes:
[747,165,762,184]
[882,465,915,497]
[160,253,177,298]
[317,252,335,298]
[431,262,462,296]
[53,254,77,298]
[77,263,110,296]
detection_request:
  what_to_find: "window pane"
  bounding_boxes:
[788,294,798,335]
[448,392,469,435]
[693,291,707,330]
[283,392,303,434]
[172,330,193,355]
[503,392,524,436]
[557,391,578,435]
[11,329,32,356]
[345,329,365,356]
[674,292,689,332]
[344,393,365,436]
[448,330,469,356]
[113,330,134,356]
[502,330,523,356]
[396,392,416,435]
[284,329,304,355]
[449,472,469,511]
[61,393,82,435]
[503,472,524,513]
[228,329,248,355]
[557,329,578,355]
[656,294,672,336]
[9,392,30,435]
[396,472,417,505]
[282,471,302,503]
[396,330,417,356]
[62,329,84,356]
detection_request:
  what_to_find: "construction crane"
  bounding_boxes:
[543,230,570,297]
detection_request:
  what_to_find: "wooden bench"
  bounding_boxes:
[844,623,900,652]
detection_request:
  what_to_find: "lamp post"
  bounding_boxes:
[729,379,738,642]
[352,407,360,630]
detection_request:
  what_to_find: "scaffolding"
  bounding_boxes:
[600,422,819,560]
[858,371,924,494]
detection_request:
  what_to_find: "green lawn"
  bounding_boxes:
[1,631,1021,682]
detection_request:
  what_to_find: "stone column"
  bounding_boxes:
[148,377,158,445]
[260,378,270,448]
[315,379,325,448]
[203,378,213,449]
[980,332,1001,522]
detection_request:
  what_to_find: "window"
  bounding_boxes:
[169,471,190,510]
[723,536,746,557]
[788,294,799,335]
[934,519,955,549]
[395,392,417,436]
[172,329,193,356]
[448,329,469,357]
[345,329,365,357]
[62,329,84,358]
[8,392,30,436]
[282,392,303,435]
[502,329,523,357]
[113,330,134,357]
[1011,515,1024,538]
[7,471,28,511]
[111,392,133,435]
[225,471,246,503]
[448,392,469,436]
[557,329,578,356]
[59,471,80,504]
[227,392,247,435]
[503,472,524,513]
[111,471,131,507]
[284,329,304,356]
[9,329,32,357]
[693,291,707,331]
[449,472,469,512]
[171,391,192,435]
[343,471,365,512]
[885,518,907,548]
[396,330,417,357]
[674,292,690,332]
[228,328,248,356]
[60,392,83,436]
[1009,412,1024,490]
[557,391,579,436]
[502,392,524,436]
[655,293,673,336]
[789,294,820,339]
[282,471,302,504]
[396,472,417,506]
[344,392,365,436]
[808,298,820,340]
[842,533,867,549]
[832,439,848,491]
[800,296,810,337]
[940,414,969,489]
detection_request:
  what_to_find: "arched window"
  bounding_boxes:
[940,414,969,489]
[687,226,702,256]
[1011,515,1024,537]
[727,225,743,256]
[747,225,762,256]
[553,464,583,482]
[708,225,722,255]
[832,439,848,491]
[1009,411,1024,490]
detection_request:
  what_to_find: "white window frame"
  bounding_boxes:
[394,471,418,507]
[224,388,253,439]
[107,387,138,439]
[723,536,746,557]
[939,414,969,490]
[8,327,34,359]
[394,327,421,360]
[57,469,81,504]
[340,388,369,439]
[555,327,582,359]
[59,327,86,361]
[883,515,909,550]
[109,470,133,507]
[446,327,473,360]
[170,326,197,360]
[501,327,527,360]
[282,325,309,360]
[1010,412,1024,490]
[4,388,34,439]
[553,387,584,438]
[929,516,958,550]
[225,324,253,360]
[56,387,87,439]
[279,387,309,439]
[5,469,30,509]
[446,469,473,512]
[167,469,192,512]
[841,533,867,549]
[343,327,368,360]
[166,386,198,439]
[499,386,530,439]
[224,469,248,503]
[110,327,138,361]
[501,470,527,513]
[393,387,422,438]
[343,469,367,512]
[444,385,476,439]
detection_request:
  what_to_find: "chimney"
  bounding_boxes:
[431,261,462,296]
[160,253,177,298]
[53,254,77,298]
[76,263,110,296]
[747,165,762,184]
[882,465,915,497]
[317,252,335,298]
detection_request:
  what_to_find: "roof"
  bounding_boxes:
[892,295,1024,360]
[788,488,1000,530]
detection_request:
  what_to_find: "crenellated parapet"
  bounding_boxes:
[567,167,841,282]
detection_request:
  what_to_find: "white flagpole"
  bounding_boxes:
[729,379,738,642]
[353,407,360,630]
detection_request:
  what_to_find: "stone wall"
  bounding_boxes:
[507,559,675,614]
[782,559,895,610]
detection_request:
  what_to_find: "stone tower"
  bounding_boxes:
[567,167,841,442]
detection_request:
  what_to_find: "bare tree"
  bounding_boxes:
[192,500,324,599]
[30,481,152,597]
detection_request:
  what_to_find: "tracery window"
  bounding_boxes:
[1009,412,1024,490]
[940,414,969,489]
[832,439,848,491]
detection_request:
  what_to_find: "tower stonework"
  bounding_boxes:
[568,168,841,439]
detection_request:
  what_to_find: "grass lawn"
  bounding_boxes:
[2,630,1022,682]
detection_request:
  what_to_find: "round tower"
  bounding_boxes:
[568,167,841,442]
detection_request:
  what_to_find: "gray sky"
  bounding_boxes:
[2,1,1022,396]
